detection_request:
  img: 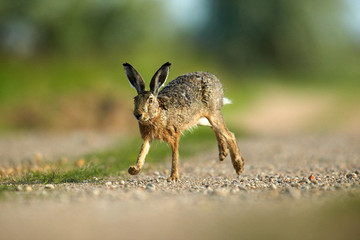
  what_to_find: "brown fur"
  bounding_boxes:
[123,62,244,181]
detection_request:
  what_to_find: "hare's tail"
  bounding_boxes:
[223,97,232,105]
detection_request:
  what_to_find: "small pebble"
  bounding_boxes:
[300,185,310,191]
[105,181,112,186]
[206,187,214,193]
[308,174,315,181]
[346,173,357,179]
[230,188,239,194]
[146,183,156,192]
[301,177,310,184]
[119,180,125,185]
[92,189,100,196]
[16,185,23,191]
[269,184,277,190]
[25,186,33,192]
[214,188,229,197]
[45,184,55,190]
[238,185,247,191]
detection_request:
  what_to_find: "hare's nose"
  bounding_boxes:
[134,113,142,120]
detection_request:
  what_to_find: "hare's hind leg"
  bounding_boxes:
[128,139,151,175]
[207,112,244,175]
[213,129,229,161]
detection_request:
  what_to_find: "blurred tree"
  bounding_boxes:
[196,0,350,70]
[0,0,168,57]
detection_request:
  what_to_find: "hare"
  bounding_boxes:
[123,62,244,181]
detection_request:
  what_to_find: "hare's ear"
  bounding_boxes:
[150,62,171,96]
[123,63,145,94]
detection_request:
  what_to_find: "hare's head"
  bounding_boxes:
[123,62,171,123]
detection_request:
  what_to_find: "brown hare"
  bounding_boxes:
[123,62,244,181]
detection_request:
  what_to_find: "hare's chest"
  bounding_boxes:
[140,122,180,143]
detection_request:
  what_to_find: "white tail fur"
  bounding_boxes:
[197,117,211,126]
[223,97,232,105]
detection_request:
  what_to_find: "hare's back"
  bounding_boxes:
[158,72,224,110]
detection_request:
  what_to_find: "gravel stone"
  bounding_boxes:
[269,184,277,190]
[346,173,357,179]
[25,186,32,192]
[92,189,100,196]
[214,188,229,197]
[300,185,310,191]
[146,183,156,192]
[238,185,247,191]
[45,184,55,190]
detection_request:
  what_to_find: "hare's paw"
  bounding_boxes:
[167,174,179,182]
[128,165,141,175]
[217,142,228,161]
[219,150,228,161]
[233,156,245,175]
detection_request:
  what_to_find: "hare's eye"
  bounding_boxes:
[148,98,153,104]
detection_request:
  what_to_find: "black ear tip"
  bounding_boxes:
[123,63,131,67]
[164,62,171,67]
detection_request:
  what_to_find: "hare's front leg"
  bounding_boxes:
[167,137,180,181]
[128,139,151,175]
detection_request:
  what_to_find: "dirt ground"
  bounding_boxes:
[0,133,359,240]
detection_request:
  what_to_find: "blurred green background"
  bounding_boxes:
[1,0,360,135]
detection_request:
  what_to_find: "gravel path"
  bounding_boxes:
[1,134,359,240]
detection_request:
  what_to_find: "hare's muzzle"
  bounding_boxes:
[134,113,142,120]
